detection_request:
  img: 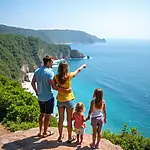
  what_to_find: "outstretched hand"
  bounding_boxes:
[82,64,86,68]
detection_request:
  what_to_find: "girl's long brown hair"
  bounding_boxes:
[94,88,103,108]
[57,61,69,84]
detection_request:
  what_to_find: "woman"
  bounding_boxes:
[53,61,86,143]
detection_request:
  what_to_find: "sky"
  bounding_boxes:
[0,0,150,39]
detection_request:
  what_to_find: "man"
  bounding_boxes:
[31,55,70,137]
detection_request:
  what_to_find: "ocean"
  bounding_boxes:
[52,39,150,137]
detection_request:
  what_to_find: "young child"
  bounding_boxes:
[72,102,86,146]
[87,88,107,149]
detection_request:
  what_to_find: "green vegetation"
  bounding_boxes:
[0,24,106,44]
[0,75,150,149]
[103,124,150,150]
[41,29,106,44]
[0,75,58,131]
[0,34,71,80]
[0,31,149,149]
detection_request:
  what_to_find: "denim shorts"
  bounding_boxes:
[38,97,54,114]
[57,99,75,109]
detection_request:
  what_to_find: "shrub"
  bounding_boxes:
[50,116,58,127]
[0,75,58,131]
[103,124,150,150]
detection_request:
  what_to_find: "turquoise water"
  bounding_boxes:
[53,39,150,137]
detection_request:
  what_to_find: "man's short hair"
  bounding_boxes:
[43,55,54,65]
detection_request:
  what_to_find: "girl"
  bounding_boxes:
[87,88,107,149]
[53,61,86,143]
[72,102,86,146]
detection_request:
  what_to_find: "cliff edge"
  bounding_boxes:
[0,127,123,150]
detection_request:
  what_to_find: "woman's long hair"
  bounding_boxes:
[94,88,103,108]
[57,61,69,84]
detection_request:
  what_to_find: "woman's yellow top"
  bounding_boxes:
[54,72,74,102]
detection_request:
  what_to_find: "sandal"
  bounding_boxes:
[76,141,80,145]
[95,143,100,149]
[90,143,95,149]
[57,134,64,143]
[43,130,55,138]
[57,137,62,143]
[67,135,76,143]
[37,133,43,137]
[78,142,83,147]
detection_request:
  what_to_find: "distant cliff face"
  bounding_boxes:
[70,50,85,58]
[0,24,106,44]
[0,34,85,81]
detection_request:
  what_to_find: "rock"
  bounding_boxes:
[0,123,10,137]
[21,64,29,73]
[101,38,106,43]
[0,127,123,150]
[20,72,30,82]
[20,64,30,82]
[70,50,85,58]
[24,73,30,82]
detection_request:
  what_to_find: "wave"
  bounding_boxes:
[83,56,92,59]
[54,59,64,63]
[52,64,58,68]
[69,56,92,60]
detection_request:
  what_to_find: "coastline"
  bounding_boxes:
[21,56,89,93]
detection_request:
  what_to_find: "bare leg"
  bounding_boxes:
[43,114,50,135]
[76,134,79,143]
[96,125,102,146]
[80,134,83,144]
[58,107,65,141]
[92,126,97,146]
[66,108,74,141]
[39,113,45,136]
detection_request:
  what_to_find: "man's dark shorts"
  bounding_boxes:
[38,97,54,114]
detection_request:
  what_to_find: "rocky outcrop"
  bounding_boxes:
[0,124,10,137]
[19,49,85,82]
[70,50,85,58]
[53,49,85,59]
[21,64,29,73]
[20,64,30,82]
[20,72,30,83]
[0,127,123,150]
[101,38,106,43]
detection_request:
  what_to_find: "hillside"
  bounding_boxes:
[41,29,106,44]
[0,24,106,44]
[0,34,81,81]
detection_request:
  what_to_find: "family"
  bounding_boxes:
[31,55,107,149]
